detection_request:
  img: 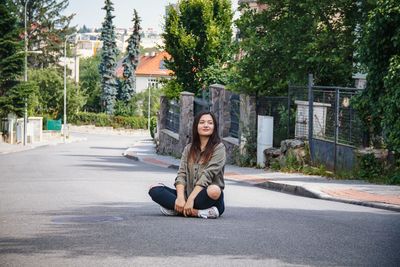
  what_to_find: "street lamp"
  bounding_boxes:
[23,0,29,146]
[63,33,77,143]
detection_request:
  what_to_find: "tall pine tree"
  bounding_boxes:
[14,0,75,68]
[0,0,25,117]
[99,0,118,114]
[0,0,23,96]
[120,9,141,102]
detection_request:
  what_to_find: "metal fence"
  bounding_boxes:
[194,89,211,116]
[311,86,364,147]
[166,99,180,133]
[288,76,364,172]
[256,96,292,147]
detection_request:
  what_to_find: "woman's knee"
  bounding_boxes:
[148,183,165,197]
[207,185,221,200]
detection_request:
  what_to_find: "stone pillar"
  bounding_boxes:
[179,91,194,152]
[239,94,257,147]
[158,95,168,131]
[210,84,225,138]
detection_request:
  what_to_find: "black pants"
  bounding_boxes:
[148,185,225,215]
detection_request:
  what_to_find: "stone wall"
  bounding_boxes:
[157,129,180,158]
[157,85,255,162]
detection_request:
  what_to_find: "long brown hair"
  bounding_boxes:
[188,111,221,164]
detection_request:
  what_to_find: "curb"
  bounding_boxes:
[256,181,320,199]
[256,180,400,212]
[123,148,400,213]
[123,152,180,170]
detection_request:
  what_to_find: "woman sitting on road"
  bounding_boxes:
[148,111,226,219]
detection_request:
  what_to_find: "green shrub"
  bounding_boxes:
[69,112,147,129]
[150,116,157,139]
[232,125,257,167]
[356,153,384,183]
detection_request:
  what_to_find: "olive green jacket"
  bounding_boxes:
[174,143,226,197]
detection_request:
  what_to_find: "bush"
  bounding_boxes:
[149,116,157,139]
[232,126,257,167]
[355,153,400,185]
[69,112,147,129]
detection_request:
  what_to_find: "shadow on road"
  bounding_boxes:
[1,202,399,266]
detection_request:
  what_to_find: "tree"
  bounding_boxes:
[99,0,118,114]
[28,68,84,118]
[80,53,102,112]
[353,0,400,152]
[0,0,25,117]
[0,0,23,96]
[78,24,91,33]
[14,0,75,68]
[163,0,233,95]
[232,0,360,96]
[120,9,141,102]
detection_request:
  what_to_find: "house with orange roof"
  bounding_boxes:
[116,51,173,93]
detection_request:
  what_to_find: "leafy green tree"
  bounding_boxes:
[99,0,118,114]
[233,0,360,96]
[80,53,101,112]
[163,0,233,95]
[139,86,162,118]
[0,81,38,118]
[381,56,400,153]
[120,9,141,102]
[353,0,400,152]
[14,0,75,68]
[29,68,84,118]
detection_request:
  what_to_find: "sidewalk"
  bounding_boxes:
[124,139,400,212]
[0,134,86,155]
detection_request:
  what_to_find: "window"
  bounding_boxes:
[148,78,159,88]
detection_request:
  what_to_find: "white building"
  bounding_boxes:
[116,51,172,93]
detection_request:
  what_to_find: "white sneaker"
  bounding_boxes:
[198,206,219,219]
[160,206,178,216]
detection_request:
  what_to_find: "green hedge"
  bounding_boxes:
[69,112,148,129]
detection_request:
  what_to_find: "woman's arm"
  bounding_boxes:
[174,145,190,213]
[183,185,203,217]
[175,184,186,214]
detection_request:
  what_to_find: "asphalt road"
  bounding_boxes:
[1,133,399,267]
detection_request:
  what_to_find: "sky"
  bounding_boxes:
[64,0,239,33]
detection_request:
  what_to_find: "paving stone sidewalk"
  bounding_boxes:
[124,139,400,212]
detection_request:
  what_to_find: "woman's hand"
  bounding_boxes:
[175,197,186,214]
[183,198,194,217]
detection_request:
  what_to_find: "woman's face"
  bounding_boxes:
[197,114,214,137]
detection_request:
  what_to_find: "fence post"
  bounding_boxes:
[179,91,194,152]
[334,88,340,173]
[308,74,314,164]
[210,84,226,138]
